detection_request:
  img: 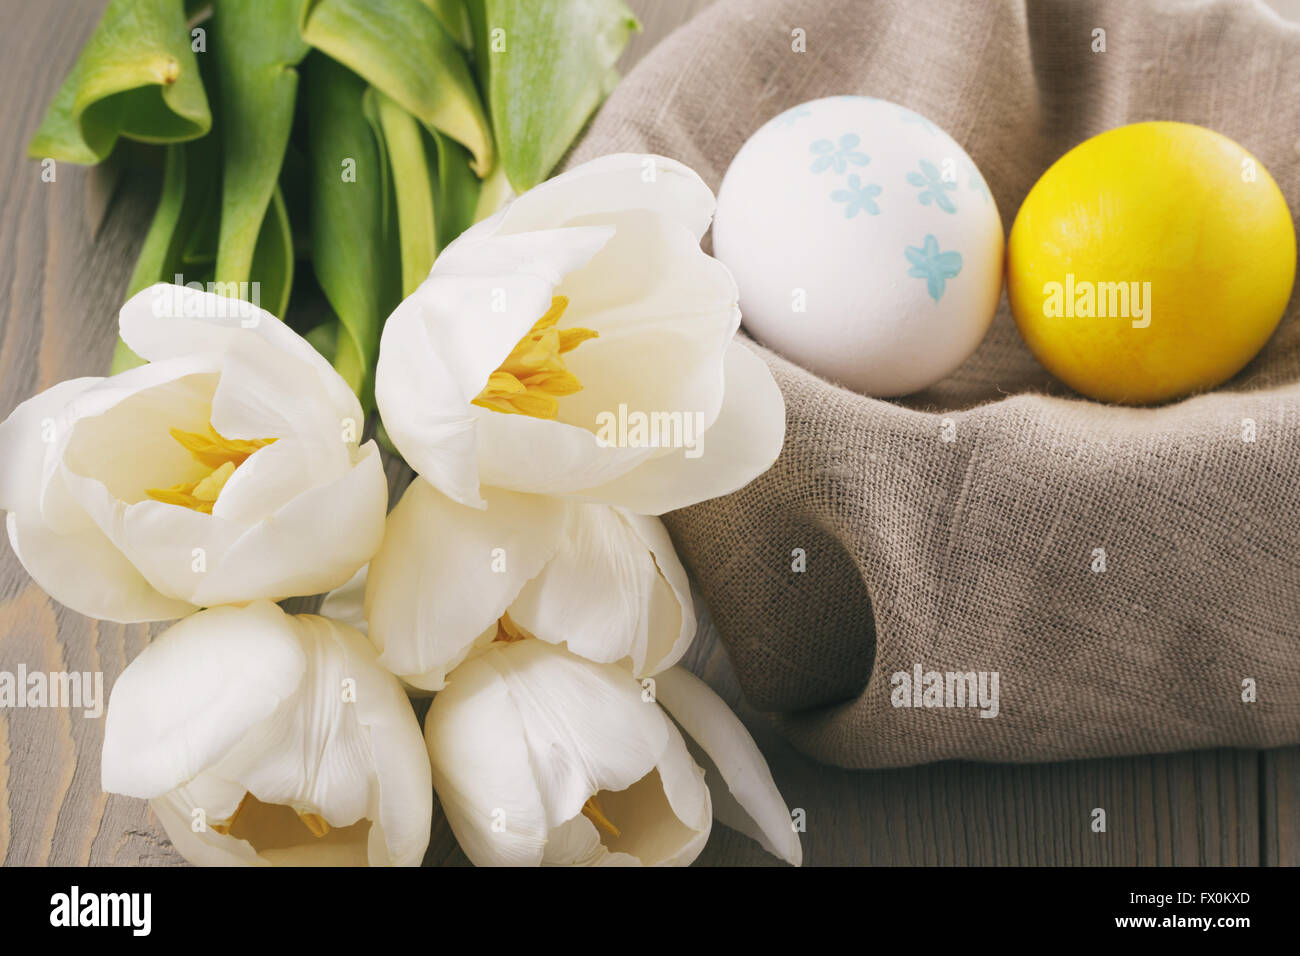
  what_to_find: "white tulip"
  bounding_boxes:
[101,601,431,866]
[425,637,802,866]
[375,152,785,514]
[337,476,695,691]
[0,284,387,622]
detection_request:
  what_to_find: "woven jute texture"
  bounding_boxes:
[567,0,1300,768]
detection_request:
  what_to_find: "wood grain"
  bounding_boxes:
[1263,748,1300,866]
[0,0,1292,869]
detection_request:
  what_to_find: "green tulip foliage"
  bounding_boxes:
[30,0,641,405]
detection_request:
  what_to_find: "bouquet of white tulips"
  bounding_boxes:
[1,150,801,866]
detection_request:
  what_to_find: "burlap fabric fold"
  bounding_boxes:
[567,0,1300,768]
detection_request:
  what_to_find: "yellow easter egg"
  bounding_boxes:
[1007,122,1295,404]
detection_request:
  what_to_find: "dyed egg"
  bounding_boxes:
[1007,122,1296,405]
[712,95,1004,397]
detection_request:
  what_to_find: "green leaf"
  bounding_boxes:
[372,91,437,298]
[125,146,188,296]
[210,0,309,294]
[430,126,480,248]
[359,87,404,301]
[113,144,187,374]
[176,41,222,270]
[180,184,220,265]
[359,89,394,239]
[464,0,489,95]
[471,160,511,223]
[278,140,314,260]
[248,186,295,320]
[304,316,338,363]
[423,0,473,49]
[304,52,393,405]
[300,0,494,176]
[478,0,638,192]
[359,87,404,317]
[28,0,211,164]
[111,135,222,373]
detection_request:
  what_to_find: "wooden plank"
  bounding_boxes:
[0,0,181,868]
[1263,749,1300,865]
[682,612,1260,866]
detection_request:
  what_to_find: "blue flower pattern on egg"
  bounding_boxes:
[831,174,882,218]
[907,160,958,213]
[905,235,962,302]
[791,102,980,304]
[810,133,870,174]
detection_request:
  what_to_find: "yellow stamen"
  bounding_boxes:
[582,795,620,838]
[146,423,276,514]
[471,296,598,420]
[298,812,331,838]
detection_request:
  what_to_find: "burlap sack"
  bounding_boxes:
[567,0,1300,768]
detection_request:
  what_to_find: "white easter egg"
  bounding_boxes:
[712,96,1004,396]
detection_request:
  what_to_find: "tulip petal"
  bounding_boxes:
[469,214,742,501]
[56,359,219,505]
[541,814,609,866]
[125,609,429,867]
[622,510,697,672]
[63,437,385,609]
[413,224,616,410]
[509,505,695,675]
[208,436,315,524]
[425,648,551,866]
[151,792,267,866]
[573,339,786,514]
[473,408,658,498]
[119,283,362,425]
[101,601,307,799]
[653,666,803,866]
[322,615,432,867]
[206,329,353,458]
[189,441,387,607]
[469,222,743,501]
[319,564,369,635]
[486,641,668,832]
[203,614,428,866]
[494,153,718,243]
[211,616,371,828]
[0,376,100,514]
[627,717,712,866]
[6,511,195,622]
[372,297,481,507]
[375,224,614,507]
[365,478,565,689]
[0,378,199,623]
[553,213,739,433]
[429,640,710,866]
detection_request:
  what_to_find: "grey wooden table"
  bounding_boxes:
[0,0,1295,867]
